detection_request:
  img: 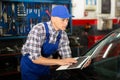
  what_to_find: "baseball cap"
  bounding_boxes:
[51,5,71,18]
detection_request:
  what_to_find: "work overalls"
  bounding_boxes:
[20,22,61,80]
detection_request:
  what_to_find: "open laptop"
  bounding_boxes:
[56,56,90,71]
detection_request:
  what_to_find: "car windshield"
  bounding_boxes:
[85,32,120,60]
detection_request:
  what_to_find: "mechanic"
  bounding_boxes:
[21,5,77,80]
[20,5,90,80]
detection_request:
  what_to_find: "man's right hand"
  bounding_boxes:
[58,58,77,66]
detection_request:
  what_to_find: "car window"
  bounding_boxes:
[85,32,120,61]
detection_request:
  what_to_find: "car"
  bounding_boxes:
[84,28,120,80]
[52,28,120,80]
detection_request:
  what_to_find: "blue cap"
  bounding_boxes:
[51,5,71,18]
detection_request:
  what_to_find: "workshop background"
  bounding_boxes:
[0,0,120,80]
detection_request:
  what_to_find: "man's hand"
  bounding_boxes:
[83,58,91,68]
[58,58,77,66]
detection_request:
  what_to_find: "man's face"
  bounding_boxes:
[52,17,69,31]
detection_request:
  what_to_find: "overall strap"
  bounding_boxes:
[57,31,62,42]
[43,22,61,42]
[43,22,49,40]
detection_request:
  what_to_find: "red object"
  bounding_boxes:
[72,19,97,26]
[45,10,51,17]
[88,35,105,48]
[72,19,119,26]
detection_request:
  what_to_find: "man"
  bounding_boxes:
[20,5,77,80]
[20,5,90,80]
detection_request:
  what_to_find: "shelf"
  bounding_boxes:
[2,0,71,4]
[0,53,21,57]
[1,0,72,35]
[0,70,20,76]
[0,36,27,40]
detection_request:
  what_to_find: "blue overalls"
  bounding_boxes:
[20,22,61,80]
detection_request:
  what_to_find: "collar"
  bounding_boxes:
[47,21,62,34]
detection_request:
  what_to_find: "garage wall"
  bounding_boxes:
[71,0,116,19]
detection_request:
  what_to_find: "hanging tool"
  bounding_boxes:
[41,4,49,22]
[0,1,2,22]
[30,18,33,29]
[3,4,7,23]
[45,3,51,17]
[34,3,37,14]
[29,4,32,14]
[26,3,29,15]
[45,9,50,17]
[8,16,11,31]
[11,3,16,32]
[17,2,26,21]
[12,3,15,14]
[11,19,16,32]
[37,4,41,17]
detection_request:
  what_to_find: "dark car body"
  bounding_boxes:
[81,28,120,80]
[53,28,120,80]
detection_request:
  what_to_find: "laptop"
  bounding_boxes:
[56,56,90,71]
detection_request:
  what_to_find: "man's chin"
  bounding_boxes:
[61,28,66,31]
[61,29,66,31]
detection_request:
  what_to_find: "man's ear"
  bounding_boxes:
[51,16,55,21]
[51,17,53,21]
